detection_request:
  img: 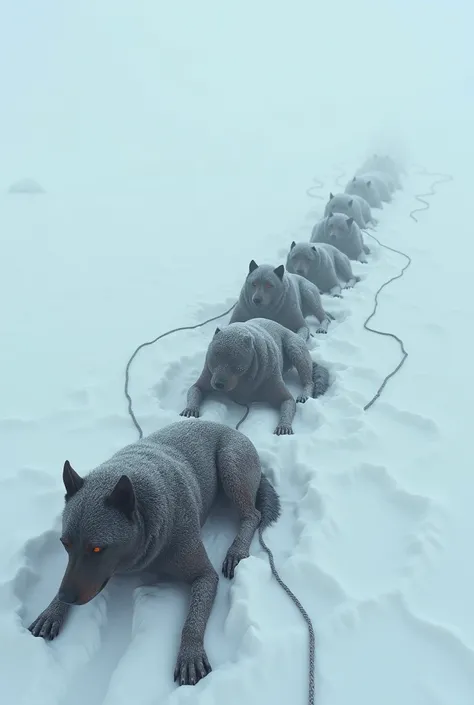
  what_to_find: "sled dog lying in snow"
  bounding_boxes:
[356,154,403,189]
[229,260,332,339]
[181,318,330,435]
[311,213,370,263]
[286,241,359,297]
[29,420,280,687]
[324,191,376,229]
[355,170,394,201]
[345,175,383,209]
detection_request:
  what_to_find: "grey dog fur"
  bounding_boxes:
[181,318,329,435]
[229,260,332,339]
[311,212,370,263]
[286,241,359,297]
[357,154,403,189]
[355,170,393,201]
[29,420,280,687]
[344,175,383,209]
[324,191,376,228]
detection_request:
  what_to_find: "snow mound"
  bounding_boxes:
[8,178,45,194]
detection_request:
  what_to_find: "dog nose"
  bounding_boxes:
[58,588,79,605]
[296,269,304,276]
[214,381,224,390]
[253,297,262,305]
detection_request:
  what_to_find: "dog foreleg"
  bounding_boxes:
[180,367,212,418]
[172,541,218,687]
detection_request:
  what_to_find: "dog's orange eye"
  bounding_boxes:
[92,546,102,553]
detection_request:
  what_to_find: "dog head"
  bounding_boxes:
[58,463,140,606]
[244,260,285,308]
[206,324,255,392]
[326,212,354,242]
[349,175,378,205]
[325,193,355,220]
[286,241,321,278]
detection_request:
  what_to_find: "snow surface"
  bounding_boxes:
[2,1,474,704]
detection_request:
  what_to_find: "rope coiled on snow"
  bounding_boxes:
[362,166,453,408]
[409,167,453,222]
[360,230,412,410]
[306,176,325,200]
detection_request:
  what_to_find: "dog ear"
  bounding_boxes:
[214,327,221,337]
[273,265,285,280]
[366,180,371,188]
[241,332,253,348]
[290,241,296,249]
[311,246,317,252]
[329,192,334,200]
[63,461,84,501]
[105,475,136,520]
[346,217,354,228]
[249,259,258,273]
[352,176,356,182]
[348,199,353,207]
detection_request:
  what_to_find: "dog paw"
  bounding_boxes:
[315,327,328,334]
[274,423,294,436]
[222,548,249,580]
[174,644,212,686]
[29,599,69,640]
[180,407,200,418]
[296,394,309,404]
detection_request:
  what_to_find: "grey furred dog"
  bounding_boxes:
[356,154,403,189]
[311,212,370,263]
[29,420,280,687]
[355,170,393,201]
[180,318,330,435]
[286,241,359,297]
[345,175,383,209]
[229,260,332,338]
[324,191,376,228]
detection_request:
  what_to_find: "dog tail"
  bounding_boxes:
[312,361,330,398]
[256,475,281,529]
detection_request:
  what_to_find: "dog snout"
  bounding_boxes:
[214,380,225,390]
[253,296,262,305]
[296,269,305,276]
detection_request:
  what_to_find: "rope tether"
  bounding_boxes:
[409,167,453,222]
[306,177,325,200]
[361,230,412,410]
